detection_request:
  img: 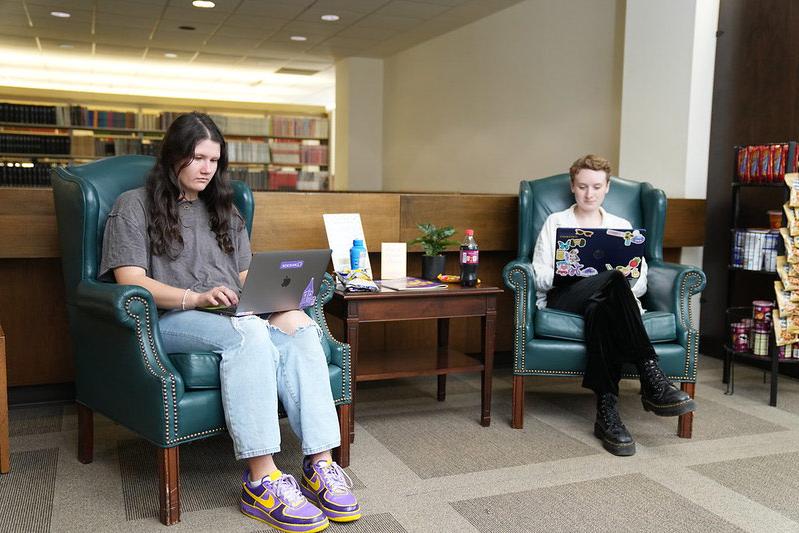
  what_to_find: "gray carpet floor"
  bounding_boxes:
[3,356,799,532]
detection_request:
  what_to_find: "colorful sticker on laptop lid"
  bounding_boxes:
[299,277,316,309]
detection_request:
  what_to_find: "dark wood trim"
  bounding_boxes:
[678,382,695,439]
[511,375,524,429]
[0,322,8,474]
[334,404,350,468]
[77,403,93,464]
[158,446,181,526]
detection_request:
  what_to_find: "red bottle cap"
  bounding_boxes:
[465,229,474,235]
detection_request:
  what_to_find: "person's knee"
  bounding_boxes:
[268,310,313,336]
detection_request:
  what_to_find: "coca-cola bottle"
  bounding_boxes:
[459,229,479,287]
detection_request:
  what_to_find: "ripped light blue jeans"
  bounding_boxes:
[158,310,341,460]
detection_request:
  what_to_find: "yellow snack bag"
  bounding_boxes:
[775,281,798,315]
[774,309,799,346]
[785,203,799,236]
[785,172,799,208]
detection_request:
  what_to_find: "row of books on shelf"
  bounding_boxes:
[1,132,329,164]
[0,133,69,154]
[0,163,331,191]
[227,168,330,191]
[0,102,330,139]
[0,162,54,187]
[736,142,799,183]
[269,140,328,165]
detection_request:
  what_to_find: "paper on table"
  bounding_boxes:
[380,242,406,280]
[323,213,373,276]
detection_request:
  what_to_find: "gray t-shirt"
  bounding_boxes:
[99,187,252,295]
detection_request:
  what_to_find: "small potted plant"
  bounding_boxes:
[408,222,458,281]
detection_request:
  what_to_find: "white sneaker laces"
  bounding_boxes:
[271,474,306,507]
[320,462,353,494]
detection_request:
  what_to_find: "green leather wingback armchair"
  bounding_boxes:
[502,174,706,437]
[51,155,352,525]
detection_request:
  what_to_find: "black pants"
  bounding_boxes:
[547,270,656,396]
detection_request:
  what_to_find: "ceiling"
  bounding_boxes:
[0,0,523,106]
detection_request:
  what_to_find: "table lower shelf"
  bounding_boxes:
[356,347,484,382]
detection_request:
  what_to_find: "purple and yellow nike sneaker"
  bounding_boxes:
[240,469,329,532]
[300,459,361,522]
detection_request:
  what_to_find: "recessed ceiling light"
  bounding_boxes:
[321,14,340,22]
[50,11,71,18]
[58,44,74,49]
[290,35,307,41]
[178,25,196,31]
[164,52,178,58]
[191,0,215,8]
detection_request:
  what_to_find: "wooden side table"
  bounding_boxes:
[0,322,9,473]
[327,285,502,444]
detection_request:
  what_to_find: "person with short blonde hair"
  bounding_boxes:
[569,154,612,182]
[531,154,696,457]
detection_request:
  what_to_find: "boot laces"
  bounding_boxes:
[642,359,669,393]
[599,394,624,430]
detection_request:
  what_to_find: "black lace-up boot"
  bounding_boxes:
[638,358,696,417]
[594,393,635,456]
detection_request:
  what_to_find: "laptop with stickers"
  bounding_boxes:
[200,249,331,316]
[553,227,646,287]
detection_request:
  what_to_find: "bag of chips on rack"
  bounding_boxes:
[775,281,799,315]
[777,256,799,295]
[784,172,799,207]
[784,203,799,236]
[780,228,799,263]
[774,309,799,345]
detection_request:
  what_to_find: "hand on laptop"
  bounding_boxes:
[191,285,240,309]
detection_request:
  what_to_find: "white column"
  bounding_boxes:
[618,0,718,325]
[334,57,383,191]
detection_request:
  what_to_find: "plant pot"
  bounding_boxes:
[421,255,446,281]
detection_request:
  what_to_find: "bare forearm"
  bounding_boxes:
[113,265,239,309]
[114,268,193,309]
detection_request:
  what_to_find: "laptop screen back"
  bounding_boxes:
[553,228,646,287]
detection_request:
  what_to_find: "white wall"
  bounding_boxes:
[618,0,718,201]
[334,57,384,191]
[618,0,718,280]
[382,0,625,194]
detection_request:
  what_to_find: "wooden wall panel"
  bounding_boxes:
[0,189,705,387]
[0,259,73,385]
[251,192,400,251]
[400,195,517,252]
[664,199,705,248]
[0,189,59,258]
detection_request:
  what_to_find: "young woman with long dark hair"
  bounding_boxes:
[100,112,359,532]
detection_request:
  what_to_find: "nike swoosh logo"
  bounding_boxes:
[255,492,275,508]
[307,476,321,491]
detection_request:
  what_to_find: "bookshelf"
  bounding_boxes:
[0,99,331,191]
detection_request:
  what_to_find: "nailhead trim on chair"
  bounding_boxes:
[126,296,178,443]
[681,271,704,382]
[506,266,528,373]
[312,277,351,405]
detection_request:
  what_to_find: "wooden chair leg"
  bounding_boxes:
[511,375,524,429]
[158,446,181,526]
[77,403,93,464]
[678,382,695,439]
[333,404,351,468]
